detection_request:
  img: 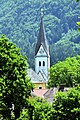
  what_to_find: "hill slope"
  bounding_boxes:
[0,0,80,68]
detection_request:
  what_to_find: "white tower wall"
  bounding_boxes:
[35,45,50,80]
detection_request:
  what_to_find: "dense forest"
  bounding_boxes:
[0,0,80,68]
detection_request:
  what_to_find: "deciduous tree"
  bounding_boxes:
[0,35,33,119]
[52,86,80,120]
[48,56,80,87]
[17,97,54,120]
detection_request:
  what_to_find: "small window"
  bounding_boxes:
[43,61,45,66]
[39,87,42,89]
[39,61,41,66]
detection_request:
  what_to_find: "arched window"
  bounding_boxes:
[39,61,41,66]
[43,61,45,66]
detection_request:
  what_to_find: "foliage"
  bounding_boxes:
[0,0,80,68]
[17,87,80,120]
[48,55,80,87]
[76,0,80,2]
[17,97,54,120]
[77,22,80,31]
[50,29,80,65]
[32,98,53,120]
[52,85,80,120]
[0,35,33,119]
[76,0,80,31]
[17,109,29,120]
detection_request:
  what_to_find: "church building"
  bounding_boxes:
[28,15,50,90]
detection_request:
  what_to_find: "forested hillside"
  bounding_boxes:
[0,0,80,68]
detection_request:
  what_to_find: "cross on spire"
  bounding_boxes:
[40,8,44,19]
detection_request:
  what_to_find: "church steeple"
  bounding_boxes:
[35,12,50,81]
[35,14,49,57]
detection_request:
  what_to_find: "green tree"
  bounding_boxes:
[32,98,53,120]
[77,21,80,31]
[76,0,80,31]
[76,0,80,2]
[52,86,80,120]
[0,35,33,119]
[48,56,80,87]
[17,97,54,120]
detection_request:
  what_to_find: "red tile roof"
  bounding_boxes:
[32,89,49,97]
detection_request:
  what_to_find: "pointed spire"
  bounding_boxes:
[35,10,49,56]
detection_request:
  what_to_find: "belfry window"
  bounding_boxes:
[39,61,41,66]
[43,61,45,66]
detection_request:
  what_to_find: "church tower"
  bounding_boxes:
[35,15,50,81]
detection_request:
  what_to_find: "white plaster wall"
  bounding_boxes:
[35,56,48,77]
[35,45,50,78]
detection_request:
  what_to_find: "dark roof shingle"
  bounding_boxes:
[35,17,49,56]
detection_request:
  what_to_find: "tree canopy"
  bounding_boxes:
[17,97,54,120]
[0,0,80,68]
[48,56,80,87]
[17,86,80,120]
[52,85,80,120]
[76,0,80,2]
[0,35,33,119]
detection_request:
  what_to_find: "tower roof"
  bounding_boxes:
[35,17,49,56]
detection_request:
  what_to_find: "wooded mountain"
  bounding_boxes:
[0,0,80,68]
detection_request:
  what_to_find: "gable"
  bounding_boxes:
[36,45,47,56]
